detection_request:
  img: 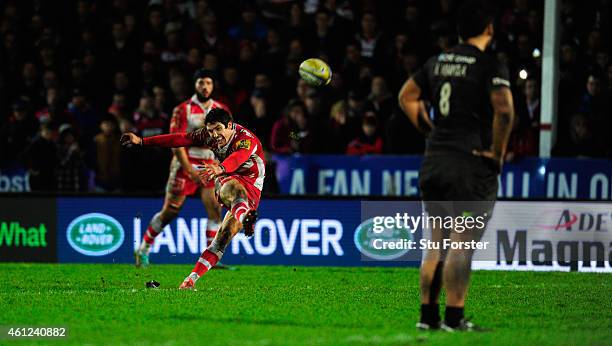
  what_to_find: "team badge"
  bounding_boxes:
[236,139,251,150]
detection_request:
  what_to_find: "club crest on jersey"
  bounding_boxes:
[236,139,251,150]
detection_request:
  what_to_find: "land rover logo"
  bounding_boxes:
[353,218,412,260]
[66,213,124,256]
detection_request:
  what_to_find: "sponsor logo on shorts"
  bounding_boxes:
[66,213,125,256]
[353,218,412,260]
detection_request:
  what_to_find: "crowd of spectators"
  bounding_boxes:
[0,0,610,192]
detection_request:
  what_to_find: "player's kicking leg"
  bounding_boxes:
[134,194,185,267]
[179,179,257,289]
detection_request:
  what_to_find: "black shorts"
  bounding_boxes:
[419,153,498,218]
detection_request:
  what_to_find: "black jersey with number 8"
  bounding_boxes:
[412,44,510,154]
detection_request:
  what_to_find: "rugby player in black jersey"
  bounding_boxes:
[399,0,515,331]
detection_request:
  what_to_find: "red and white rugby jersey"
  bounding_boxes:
[213,123,266,191]
[143,123,266,191]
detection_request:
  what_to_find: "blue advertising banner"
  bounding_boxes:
[40,196,612,272]
[0,167,30,192]
[272,155,612,200]
[56,197,420,266]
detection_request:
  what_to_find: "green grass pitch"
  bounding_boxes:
[0,264,610,345]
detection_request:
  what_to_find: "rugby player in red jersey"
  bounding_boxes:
[121,108,264,289]
[133,69,229,268]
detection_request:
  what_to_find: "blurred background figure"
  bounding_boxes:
[326,100,355,154]
[0,101,39,167]
[346,113,383,155]
[94,120,121,192]
[270,99,312,154]
[56,125,87,192]
[20,122,57,191]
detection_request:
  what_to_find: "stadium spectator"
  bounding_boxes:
[143,5,165,47]
[107,20,139,74]
[56,125,87,191]
[346,113,383,155]
[168,71,190,106]
[237,40,258,85]
[93,120,121,192]
[308,9,343,66]
[202,52,220,76]
[326,100,355,153]
[355,12,385,65]
[217,65,248,114]
[553,113,606,158]
[38,105,74,134]
[140,59,161,92]
[160,25,186,65]
[341,41,364,89]
[238,88,272,148]
[228,3,267,41]
[0,101,39,167]
[287,2,308,39]
[132,91,169,137]
[18,62,40,106]
[304,89,324,120]
[510,78,541,158]
[260,28,285,82]
[67,89,98,141]
[347,88,367,120]
[295,79,312,104]
[579,73,605,117]
[36,87,65,125]
[192,13,235,59]
[153,85,170,115]
[108,93,130,122]
[112,71,136,107]
[19,122,58,191]
[366,76,394,123]
[41,70,60,94]
[253,72,280,116]
[270,99,312,154]
[68,59,88,92]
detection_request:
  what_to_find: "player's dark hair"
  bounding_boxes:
[457,0,495,41]
[205,107,233,127]
[193,68,216,84]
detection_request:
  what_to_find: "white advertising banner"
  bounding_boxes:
[474,201,612,272]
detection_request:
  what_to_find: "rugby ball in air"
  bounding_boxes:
[299,58,332,86]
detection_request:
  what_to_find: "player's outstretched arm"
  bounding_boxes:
[398,78,434,135]
[120,132,143,147]
[120,132,198,148]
